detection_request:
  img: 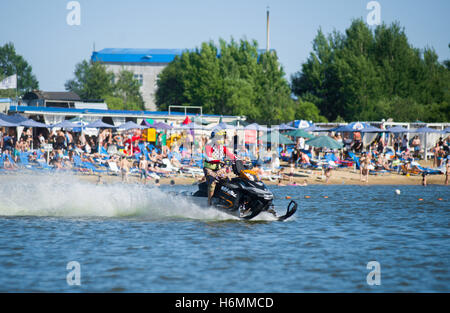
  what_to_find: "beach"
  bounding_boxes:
[59,162,447,186]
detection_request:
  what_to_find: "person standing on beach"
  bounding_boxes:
[139,155,148,184]
[360,152,370,182]
[120,156,130,183]
[445,157,449,185]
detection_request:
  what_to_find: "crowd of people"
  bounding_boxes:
[0,124,449,185]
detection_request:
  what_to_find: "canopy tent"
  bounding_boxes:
[260,131,294,144]
[442,127,450,134]
[285,129,315,139]
[85,119,116,128]
[117,121,148,130]
[306,135,344,149]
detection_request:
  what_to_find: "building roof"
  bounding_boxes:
[91,48,275,64]
[23,91,81,101]
[91,48,189,64]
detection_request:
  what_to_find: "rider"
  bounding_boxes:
[203,130,236,206]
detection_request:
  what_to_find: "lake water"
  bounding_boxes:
[0,173,448,292]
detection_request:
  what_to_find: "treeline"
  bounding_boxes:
[65,60,145,111]
[292,19,449,122]
[155,39,327,124]
[156,20,449,123]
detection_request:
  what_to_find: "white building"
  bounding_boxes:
[91,48,186,111]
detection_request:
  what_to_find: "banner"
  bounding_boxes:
[0,75,17,90]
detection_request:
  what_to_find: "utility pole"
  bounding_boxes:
[266,6,270,52]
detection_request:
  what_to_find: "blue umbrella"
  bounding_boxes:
[291,120,312,129]
[0,118,17,127]
[213,122,235,131]
[0,113,27,124]
[117,121,148,130]
[386,126,409,133]
[20,119,50,128]
[245,123,269,131]
[410,127,441,133]
[51,120,80,129]
[85,119,116,128]
[303,125,331,132]
[360,125,383,133]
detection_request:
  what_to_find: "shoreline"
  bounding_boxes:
[1,168,441,186]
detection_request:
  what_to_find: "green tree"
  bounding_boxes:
[0,42,39,96]
[292,19,449,122]
[65,61,144,110]
[112,70,145,110]
[156,38,326,123]
[65,60,114,100]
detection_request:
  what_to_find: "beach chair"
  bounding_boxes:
[348,152,360,170]
[107,161,120,175]
[161,158,181,174]
[73,155,107,174]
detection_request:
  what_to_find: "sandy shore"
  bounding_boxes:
[75,166,448,186]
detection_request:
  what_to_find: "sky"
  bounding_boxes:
[1,0,449,91]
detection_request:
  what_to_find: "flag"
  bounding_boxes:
[0,75,17,90]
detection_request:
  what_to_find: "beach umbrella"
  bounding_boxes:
[244,123,269,131]
[331,121,373,133]
[260,131,294,144]
[191,116,209,125]
[179,122,205,130]
[410,127,441,133]
[306,136,344,149]
[285,129,315,139]
[0,113,27,124]
[117,121,148,130]
[182,116,192,125]
[226,120,249,127]
[359,125,383,133]
[51,120,80,129]
[213,122,235,131]
[271,123,296,131]
[19,119,49,128]
[303,125,330,132]
[153,122,172,130]
[0,118,17,127]
[85,119,116,128]
[291,120,312,129]
[386,126,409,133]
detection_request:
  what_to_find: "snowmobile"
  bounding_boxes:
[181,160,297,221]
